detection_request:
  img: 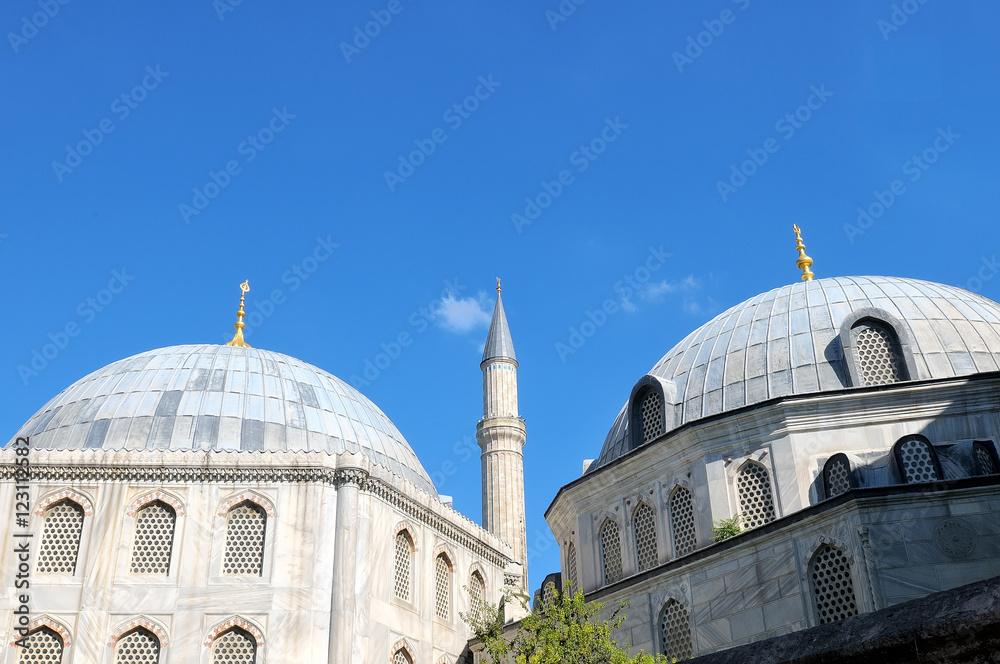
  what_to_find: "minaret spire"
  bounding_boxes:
[477,280,528,592]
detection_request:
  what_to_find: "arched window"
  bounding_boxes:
[129,501,175,575]
[823,454,854,499]
[639,389,664,445]
[566,542,578,593]
[736,461,776,529]
[16,626,63,664]
[113,627,160,664]
[37,500,84,575]
[809,544,858,624]
[974,441,999,475]
[394,530,414,602]
[658,599,693,661]
[851,319,908,386]
[392,649,413,664]
[434,554,451,619]
[893,436,941,484]
[632,503,658,572]
[211,627,257,664]
[669,486,696,557]
[599,519,623,585]
[223,502,267,576]
[469,570,487,619]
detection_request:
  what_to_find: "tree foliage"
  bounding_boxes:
[463,581,672,664]
[711,514,743,542]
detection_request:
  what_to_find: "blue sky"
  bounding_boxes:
[3,0,999,588]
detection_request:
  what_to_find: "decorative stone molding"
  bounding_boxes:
[203,616,265,647]
[125,490,184,518]
[34,488,94,517]
[394,521,419,551]
[217,491,275,518]
[469,563,488,590]
[433,544,455,571]
[107,616,168,648]
[333,467,369,488]
[9,615,73,647]
[803,532,855,566]
[935,517,977,559]
[390,637,416,663]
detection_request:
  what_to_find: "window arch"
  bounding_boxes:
[16,626,63,664]
[393,648,413,664]
[823,454,855,499]
[893,435,942,484]
[736,461,776,529]
[434,553,452,620]
[394,530,414,602]
[632,503,658,572]
[36,500,84,575]
[658,599,693,661]
[974,441,999,475]
[113,627,160,664]
[599,519,623,585]
[210,627,257,664]
[565,542,578,593]
[668,486,696,557]
[222,501,267,576]
[850,318,908,386]
[637,389,664,446]
[129,501,175,575]
[808,544,858,624]
[469,570,487,619]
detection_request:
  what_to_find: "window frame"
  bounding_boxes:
[393,528,416,605]
[221,501,268,578]
[631,501,658,572]
[667,485,697,558]
[657,598,694,662]
[973,440,1000,476]
[598,518,623,586]
[127,500,178,578]
[892,434,942,484]
[822,453,856,500]
[734,459,777,530]
[838,308,915,387]
[433,552,453,622]
[807,543,860,626]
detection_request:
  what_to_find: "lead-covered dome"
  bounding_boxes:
[592,276,1000,470]
[10,344,437,495]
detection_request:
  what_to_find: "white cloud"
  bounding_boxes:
[642,275,700,301]
[435,292,492,333]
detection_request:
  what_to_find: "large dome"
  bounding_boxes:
[592,276,1000,470]
[9,344,437,495]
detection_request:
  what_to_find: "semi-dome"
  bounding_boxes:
[592,276,1000,471]
[9,344,437,495]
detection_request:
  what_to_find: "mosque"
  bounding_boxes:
[5,228,1000,663]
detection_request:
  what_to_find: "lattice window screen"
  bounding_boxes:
[37,500,84,574]
[600,520,623,585]
[640,391,664,444]
[853,322,906,386]
[976,443,997,475]
[435,554,450,619]
[211,628,256,664]
[737,462,775,529]
[394,531,413,601]
[658,599,693,661]
[669,487,697,557]
[393,650,412,664]
[632,504,658,572]
[566,542,578,592]
[114,628,160,664]
[16,627,63,664]
[470,572,487,619]
[129,502,175,575]
[825,457,852,498]
[898,439,939,483]
[809,544,858,624]
[223,502,266,576]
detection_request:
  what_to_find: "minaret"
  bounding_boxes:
[477,278,528,592]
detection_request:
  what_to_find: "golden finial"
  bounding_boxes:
[225,280,252,348]
[792,225,814,282]
[496,277,502,295]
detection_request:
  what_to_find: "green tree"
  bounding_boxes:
[463,581,672,664]
[711,514,743,542]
